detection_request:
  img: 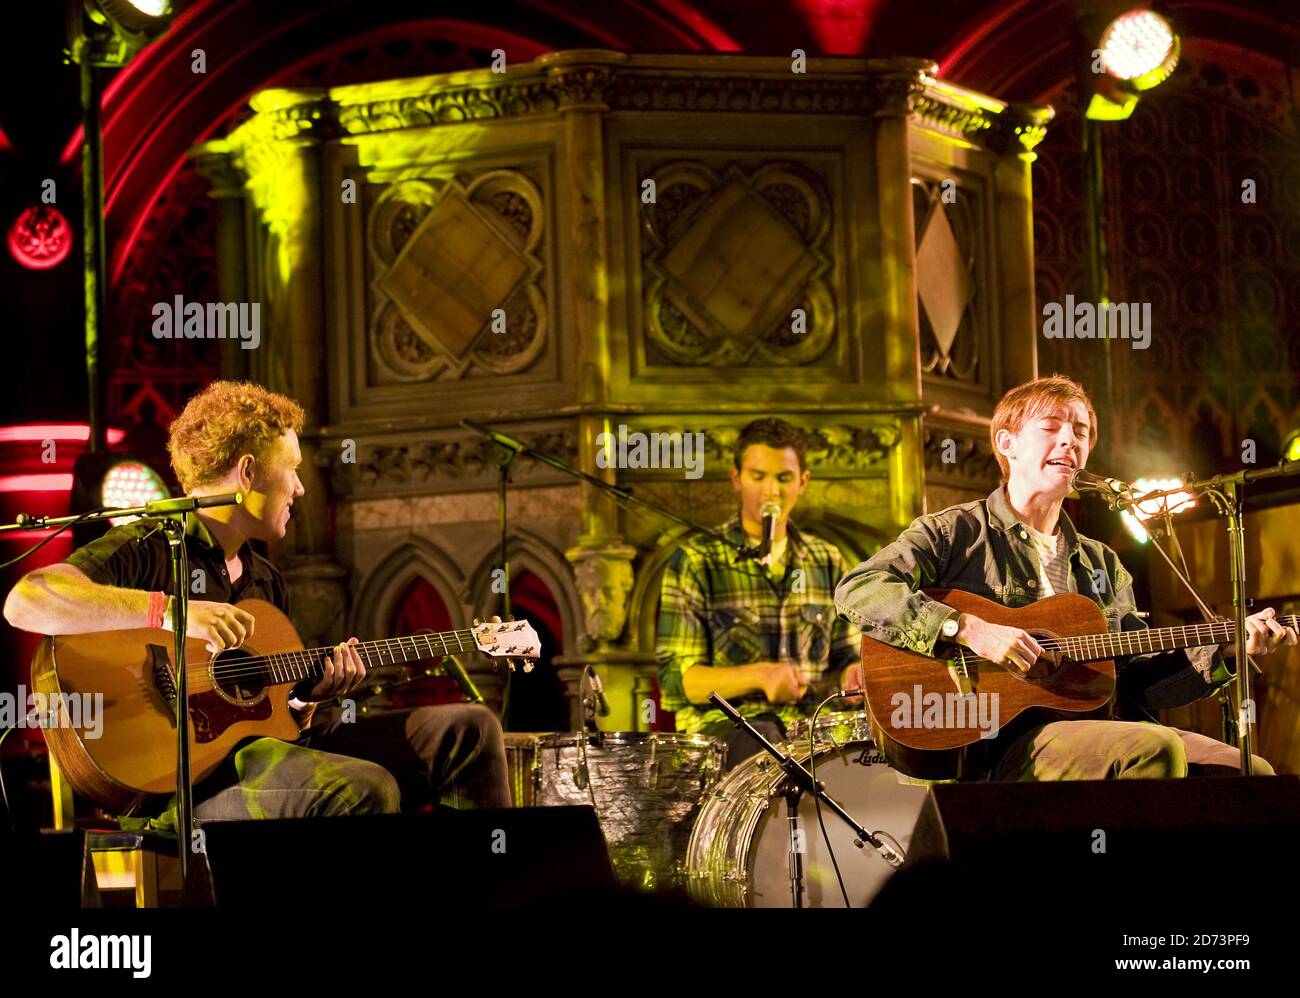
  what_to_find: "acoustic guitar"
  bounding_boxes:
[859,588,1287,781]
[30,598,540,813]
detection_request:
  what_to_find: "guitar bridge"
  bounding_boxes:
[146,644,178,712]
[948,648,976,697]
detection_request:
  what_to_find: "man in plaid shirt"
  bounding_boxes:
[656,418,861,768]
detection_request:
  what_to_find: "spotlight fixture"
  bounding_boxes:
[69,0,174,67]
[1097,8,1180,89]
[1082,5,1180,121]
[71,450,171,545]
[1283,428,1300,463]
[1119,477,1197,544]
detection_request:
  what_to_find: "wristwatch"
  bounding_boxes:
[940,612,961,640]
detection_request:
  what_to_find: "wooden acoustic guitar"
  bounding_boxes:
[859,588,1289,781]
[30,598,540,814]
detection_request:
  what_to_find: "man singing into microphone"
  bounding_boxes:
[835,374,1295,779]
[656,418,862,769]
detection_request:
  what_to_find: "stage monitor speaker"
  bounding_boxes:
[200,805,617,907]
[1,829,96,908]
[876,776,1300,916]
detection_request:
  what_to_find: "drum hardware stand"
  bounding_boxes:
[1109,457,1300,775]
[780,782,808,908]
[4,492,245,906]
[708,693,905,907]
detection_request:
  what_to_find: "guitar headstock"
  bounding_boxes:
[471,617,541,672]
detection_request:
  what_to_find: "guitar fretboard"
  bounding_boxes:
[257,631,476,686]
[1050,615,1300,662]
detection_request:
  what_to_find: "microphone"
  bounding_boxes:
[1070,468,1132,497]
[758,498,781,560]
[440,654,485,705]
[584,664,611,718]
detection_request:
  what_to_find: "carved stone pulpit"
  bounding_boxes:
[192,51,1050,729]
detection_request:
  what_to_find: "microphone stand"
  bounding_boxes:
[460,420,766,561]
[1104,460,1300,775]
[2,492,244,904]
[708,692,904,907]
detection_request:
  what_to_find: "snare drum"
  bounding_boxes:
[533,731,725,891]
[687,710,928,907]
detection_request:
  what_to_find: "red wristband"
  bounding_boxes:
[147,590,166,629]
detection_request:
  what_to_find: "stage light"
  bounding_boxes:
[79,0,173,63]
[1283,429,1300,463]
[71,451,171,540]
[99,460,170,523]
[1084,6,1179,121]
[1119,477,1196,543]
[8,206,74,271]
[1098,9,1179,89]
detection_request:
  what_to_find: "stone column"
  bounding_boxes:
[217,89,349,645]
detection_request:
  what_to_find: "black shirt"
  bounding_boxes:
[64,512,288,613]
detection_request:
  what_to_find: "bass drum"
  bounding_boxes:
[686,711,929,908]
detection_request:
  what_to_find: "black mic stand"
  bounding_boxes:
[460,420,767,561]
[3,491,244,904]
[1111,459,1300,775]
[708,692,904,907]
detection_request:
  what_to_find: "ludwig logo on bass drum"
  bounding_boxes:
[852,747,889,766]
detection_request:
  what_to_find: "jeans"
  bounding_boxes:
[181,704,513,823]
[989,719,1275,780]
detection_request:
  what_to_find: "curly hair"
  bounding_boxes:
[167,381,305,492]
[734,417,807,472]
[990,374,1098,482]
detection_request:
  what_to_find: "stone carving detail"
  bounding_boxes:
[333,60,944,134]
[923,423,1000,486]
[354,430,579,489]
[642,161,835,367]
[606,422,899,474]
[367,171,547,383]
[567,543,637,652]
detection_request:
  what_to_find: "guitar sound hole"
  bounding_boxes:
[212,649,267,703]
[1025,630,1067,681]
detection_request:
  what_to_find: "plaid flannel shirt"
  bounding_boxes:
[656,515,861,734]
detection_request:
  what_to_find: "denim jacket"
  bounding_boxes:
[834,485,1229,712]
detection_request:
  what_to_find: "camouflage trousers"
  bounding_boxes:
[989,720,1275,780]
[177,704,513,824]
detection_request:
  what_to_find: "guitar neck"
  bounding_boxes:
[1064,614,1300,662]
[258,631,476,688]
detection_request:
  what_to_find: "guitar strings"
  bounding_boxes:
[165,614,1293,686]
[937,616,1298,673]
[170,630,490,683]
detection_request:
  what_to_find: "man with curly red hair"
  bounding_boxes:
[6,380,512,823]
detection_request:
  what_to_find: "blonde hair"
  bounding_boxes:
[990,374,1098,482]
[167,380,305,492]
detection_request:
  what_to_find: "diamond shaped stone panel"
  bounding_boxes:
[377,191,529,360]
[662,182,818,342]
[915,202,974,360]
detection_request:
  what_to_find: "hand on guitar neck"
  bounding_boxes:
[951,604,1299,674]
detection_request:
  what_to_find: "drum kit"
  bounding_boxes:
[503,709,929,907]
